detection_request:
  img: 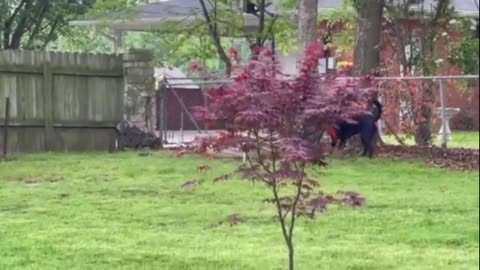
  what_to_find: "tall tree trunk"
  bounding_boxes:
[353,0,385,76]
[349,0,385,150]
[297,0,319,52]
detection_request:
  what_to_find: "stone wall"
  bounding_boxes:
[122,49,155,130]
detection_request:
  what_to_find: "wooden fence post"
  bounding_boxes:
[2,97,10,157]
[43,63,55,151]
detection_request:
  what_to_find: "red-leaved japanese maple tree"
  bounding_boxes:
[184,42,373,270]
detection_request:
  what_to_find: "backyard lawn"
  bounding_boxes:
[0,152,478,270]
[382,131,480,149]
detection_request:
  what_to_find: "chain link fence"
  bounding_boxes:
[155,78,229,148]
[377,75,479,149]
[152,75,479,150]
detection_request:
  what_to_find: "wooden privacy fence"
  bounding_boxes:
[0,50,124,153]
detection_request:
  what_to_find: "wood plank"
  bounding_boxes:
[0,65,123,77]
[0,119,118,128]
[43,63,55,150]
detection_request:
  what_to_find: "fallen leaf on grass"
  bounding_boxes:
[227,213,243,227]
[181,180,198,191]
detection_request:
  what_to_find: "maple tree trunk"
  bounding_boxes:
[288,242,294,270]
[353,0,385,76]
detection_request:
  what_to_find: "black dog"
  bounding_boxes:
[327,100,383,158]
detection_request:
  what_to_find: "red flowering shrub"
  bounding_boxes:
[182,41,375,270]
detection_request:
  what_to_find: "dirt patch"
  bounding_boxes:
[379,145,479,171]
[166,139,479,171]
[340,144,479,171]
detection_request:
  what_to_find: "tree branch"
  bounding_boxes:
[3,0,28,48]
[272,180,292,249]
[260,15,279,46]
[199,0,232,76]
[287,164,305,241]
[9,0,34,49]
[25,2,50,48]
[41,18,59,49]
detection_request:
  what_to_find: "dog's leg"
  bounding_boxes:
[360,136,369,156]
[368,128,380,158]
[360,127,378,158]
[360,127,377,157]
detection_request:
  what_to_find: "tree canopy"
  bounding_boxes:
[0,0,95,49]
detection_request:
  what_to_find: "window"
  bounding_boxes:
[242,0,277,16]
[243,0,258,14]
[400,37,422,76]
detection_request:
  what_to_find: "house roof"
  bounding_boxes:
[318,0,479,16]
[138,0,279,18]
[449,0,480,17]
[70,0,267,32]
[70,0,479,31]
[399,0,479,17]
[154,66,200,89]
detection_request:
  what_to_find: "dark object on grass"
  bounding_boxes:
[328,99,383,158]
[116,121,162,150]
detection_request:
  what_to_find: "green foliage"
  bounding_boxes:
[271,18,298,54]
[0,0,96,49]
[125,31,220,71]
[55,0,354,70]
[448,18,479,75]
[58,0,301,72]
[85,0,146,18]
[319,0,357,54]
[383,131,480,149]
[280,0,297,9]
[51,26,113,52]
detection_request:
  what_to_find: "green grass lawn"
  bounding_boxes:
[0,153,478,270]
[382,131,480,149]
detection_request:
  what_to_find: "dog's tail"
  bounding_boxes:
[372,99,383,122]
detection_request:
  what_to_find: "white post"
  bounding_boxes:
[439,79,448,148]
[378,96,384,137]
[180,111,184,144]
[114,30,124,53]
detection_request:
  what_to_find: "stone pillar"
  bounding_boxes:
[122,49,155,130]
